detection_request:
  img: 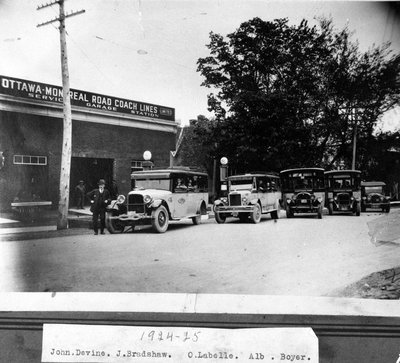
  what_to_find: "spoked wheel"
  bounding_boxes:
[250,203,262,224]
[215,211,226,224]
[192,203,207,225]
[271,210,279,220]
[105,211,125,234]
[192,214,201,225]
[286,205,293,218]
[317,205,323,219]
[355,203,361,216]
[151,205,169,233]
[271,200,280,220]
[126,224,136,233]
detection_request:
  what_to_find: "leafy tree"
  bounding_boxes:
[197,17,400,173]
[178,115,218,175]
[319,19,400,169]
[358,130,400,188]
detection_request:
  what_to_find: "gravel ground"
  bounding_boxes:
[331,209,400,299]
[2,208,400,298]
[331,267,400,299]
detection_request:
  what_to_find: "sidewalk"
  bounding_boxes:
[0,206,92,236]
[0,204,214,236]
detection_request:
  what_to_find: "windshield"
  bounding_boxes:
[133,178,170,190]
[281,172,324,191]
[326,174,360,189]
[364,186,384,194]
[229,178,254,191]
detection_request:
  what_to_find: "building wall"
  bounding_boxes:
[0,110,176,211]
[0,111,62,210]
[71,120,175,196]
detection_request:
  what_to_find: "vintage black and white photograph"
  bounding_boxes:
[0,0,399,304]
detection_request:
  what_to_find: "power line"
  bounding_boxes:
[67,34,117,88]
[35,2,116,93]
[93,35,194,72]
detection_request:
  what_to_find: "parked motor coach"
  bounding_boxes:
[361,181,391,213]
[213,173,281,224]
[324,170,361,216]
[280,168,325,219]
[106,168,209,233]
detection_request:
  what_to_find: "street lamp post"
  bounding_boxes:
[220,157,229,196]
[220,157,228,180]
[143,150,154,170]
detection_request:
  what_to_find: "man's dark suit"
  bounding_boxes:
[87,187,110,234]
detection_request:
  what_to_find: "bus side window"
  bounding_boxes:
[264,177,273,191]
[257,178,266,192]
[174,177,188,192]
[270,178,278,191]
[187,178,196,192]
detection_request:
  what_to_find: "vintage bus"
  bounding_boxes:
[325,170,362,216]
[106,168,209,233]
[213,173,281,224]
[280,168,325,219]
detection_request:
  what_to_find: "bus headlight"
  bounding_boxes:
[116,195,126,204]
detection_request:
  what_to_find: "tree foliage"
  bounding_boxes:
[178,115,218,175]
[196,17,400,173]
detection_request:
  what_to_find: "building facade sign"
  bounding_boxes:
[0,75,175,122]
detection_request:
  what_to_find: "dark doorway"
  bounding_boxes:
[70,157,114,206]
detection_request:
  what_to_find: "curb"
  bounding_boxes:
[0,209,92,235]
[0,225,57,235]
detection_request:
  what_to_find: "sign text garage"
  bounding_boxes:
[0,75,175,121]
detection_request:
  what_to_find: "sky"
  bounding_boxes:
[0,0,399,129]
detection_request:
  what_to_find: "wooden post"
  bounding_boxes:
[57,0,72,229]
[37,1,85,229]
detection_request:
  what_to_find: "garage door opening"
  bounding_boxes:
[70,157,114,207]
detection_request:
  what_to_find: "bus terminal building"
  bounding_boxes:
[0,75,177,211]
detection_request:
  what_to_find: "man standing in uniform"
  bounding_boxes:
[87,179,110,235]
[75,180,86,209]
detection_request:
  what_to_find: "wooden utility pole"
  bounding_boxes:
[37,1,85,229]
[352,108,358,170]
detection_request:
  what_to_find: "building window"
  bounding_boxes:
[131,160,143,173]
[13,154,47,165]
